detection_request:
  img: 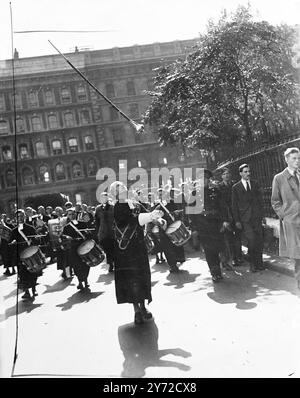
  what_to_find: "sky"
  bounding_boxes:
[0,0,300,60]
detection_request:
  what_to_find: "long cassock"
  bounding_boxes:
[10,223,41,290]
[62,220,90,283]
[113,201,152,304]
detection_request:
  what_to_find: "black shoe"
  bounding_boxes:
[169,265,180,273]
[141,309,153,320]
[21,291,31,300]
[77,283,84,290]
[212,275,219,283]
[134,312,144,325]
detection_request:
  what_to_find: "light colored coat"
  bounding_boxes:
[271,168,300,259]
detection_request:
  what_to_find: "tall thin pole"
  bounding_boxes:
[9,1,20,378]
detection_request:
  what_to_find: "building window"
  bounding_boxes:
[16,117,25,133]
[2,146,12,161]
[77,86,87,101]
[106,82,115,98]
[128,103,139,119]
[39,165,50,183]
[6,170,16,187]
[55,163,66,181]
[0,120,9,135]
[87,159,97,176]
[72,162,82,178]
[22,167,34,185]
[84,135,94,150]
[110,107,118,121]
[80,110,91,124]
[0,94,5,111]
[126,80,136,96]
[68,137,78,152]
[60,87,71,104]
[48,114,59,129]
[28,91,38,107]
[112,127,124,146]
[12,93,22,109]
[36,141,47,157]
[64,111,75,127]
[31,115,42,131]
[52,139,62,155]
[44,90,54,105]
[19,144,29,159]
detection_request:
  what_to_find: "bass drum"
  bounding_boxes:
[77,239,105,267]
[20,246,46,274]
[165,220,191,246]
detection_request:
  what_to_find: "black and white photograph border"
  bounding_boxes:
[0,0,300,380]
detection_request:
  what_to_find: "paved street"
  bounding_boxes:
[1,250,300,378]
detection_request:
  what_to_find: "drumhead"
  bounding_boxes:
[166,220,181,233]
[78,239,95,255]
[20,245,39,259]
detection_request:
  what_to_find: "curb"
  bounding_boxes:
[264,260,294,278]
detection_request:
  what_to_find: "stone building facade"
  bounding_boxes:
[0,39,205,215]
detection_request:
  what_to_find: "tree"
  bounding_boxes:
[143,5,300,156]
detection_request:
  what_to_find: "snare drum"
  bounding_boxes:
[0,224,12,241]
[165,220,191,246]
[144,232,155,254]
[77,239,105,267]
[20,245,46,274]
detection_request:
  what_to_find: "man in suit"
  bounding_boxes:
[271,147,300,289]
[232,164,265,272]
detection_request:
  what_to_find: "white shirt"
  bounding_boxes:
[241,179,251,191]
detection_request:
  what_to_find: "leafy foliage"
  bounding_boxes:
[143,6,300,155]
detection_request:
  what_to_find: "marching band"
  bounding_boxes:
[0,169,267,324]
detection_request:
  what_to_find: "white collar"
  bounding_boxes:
[241,179,251,187]
[18,223,24,230]
[287,167,299,176]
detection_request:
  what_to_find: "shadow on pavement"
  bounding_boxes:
[4,288,17,300]
[151,262,169,274]
[56,290,104,311]
[206,267,298,310]
[97,272,114,285]
[2,300,43,322]
[43,278,74,294]
[118,320,191,378]
[164,270,201,290]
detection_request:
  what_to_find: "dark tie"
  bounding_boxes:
[294,171,299,188]
[246,181,251,192]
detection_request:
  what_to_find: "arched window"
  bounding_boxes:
[2,146,12,161]
[48,114,59,129]
[110,107,118,121]
[68,137,78,153]
[80,110,91,124]
[61,87,71,104]
[14,93,22,109]
[22,167,34,185]
[55,163,66,181]
[84,135,94,150]
[0,120,9,135]
[0,94,5,111]
[87,158,97,176]
[36,141,47,157]
[52,139,62,155]
[6,169,16,187]
[106,82,115,98]
[77,86,87,101]
[28,91,38,107]
[44,90,54,105]
[72,162,82,178]
[39,165,50,183]
[19,144,29,159]
[31,115,42,131]
[64,112,75,127]
[16,117,25,133]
